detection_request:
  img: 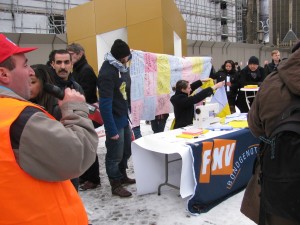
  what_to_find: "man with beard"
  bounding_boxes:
[50,49,84,190]
[50,49,83,94]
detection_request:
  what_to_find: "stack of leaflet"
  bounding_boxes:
[176,128,209,139]
[225,112,248,128]
[206,124,233,131]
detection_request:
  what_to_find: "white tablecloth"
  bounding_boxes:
[131,128,241,198]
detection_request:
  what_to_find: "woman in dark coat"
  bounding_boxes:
[170,79,224,129]
[211,60,239,113]
[30,64,61,120]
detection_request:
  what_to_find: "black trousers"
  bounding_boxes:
[80,154,100,184]
[236,91,254,113]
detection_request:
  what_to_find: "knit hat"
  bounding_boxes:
[248,56,259,65]
[111,39,131,60]
[0,34,37,63]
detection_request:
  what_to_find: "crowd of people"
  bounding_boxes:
[1,31,298,225]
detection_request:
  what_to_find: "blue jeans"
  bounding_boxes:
[105,125,132,180]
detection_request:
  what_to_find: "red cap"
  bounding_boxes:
[0,34,37,63]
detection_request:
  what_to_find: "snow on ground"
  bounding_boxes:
[80,115,256,225]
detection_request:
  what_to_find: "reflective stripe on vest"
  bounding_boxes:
[0,98,88,225]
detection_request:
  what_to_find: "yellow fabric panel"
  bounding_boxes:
[217,104,231,118]
[170,118,175,130]
[157,54,171,94]
[201,78,215,89]
[191,57,203,74]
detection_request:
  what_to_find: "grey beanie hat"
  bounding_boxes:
[111,39,131,60]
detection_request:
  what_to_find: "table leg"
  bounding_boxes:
[158,154,181,195]
[244,91,257,110]
[244,91,251,110]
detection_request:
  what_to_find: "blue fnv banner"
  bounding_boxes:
[187,129,260,214]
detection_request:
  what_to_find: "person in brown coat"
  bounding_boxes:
[247,42,300,225]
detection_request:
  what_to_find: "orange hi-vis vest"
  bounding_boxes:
[0,97,88,225]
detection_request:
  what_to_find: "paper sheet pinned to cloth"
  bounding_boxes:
[228,120,248,128]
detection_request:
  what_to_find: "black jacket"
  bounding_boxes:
[212,69,239,98]
[72,55,98,104]
[236,65,265,113]
[170,80,214,129]
[238,65,265,88]
[51,69,84,95]
[264,59,280,76]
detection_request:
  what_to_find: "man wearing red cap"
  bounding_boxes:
[0,34,98,224]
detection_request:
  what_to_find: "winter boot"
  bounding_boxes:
[120,169,136,185]
[109,179,132,197]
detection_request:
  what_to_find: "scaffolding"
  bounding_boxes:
[0,0,90,34]
[0,0,247,42]
[174,0,243,42]
[236,0,243,42]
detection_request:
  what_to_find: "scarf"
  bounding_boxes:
[53,72,75,89]
[104,52,128,73]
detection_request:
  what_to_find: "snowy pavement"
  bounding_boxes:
[80,117,256,225]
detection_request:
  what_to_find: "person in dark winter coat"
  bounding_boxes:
[67,43,101,191]
[211,60,239,113]
[170,79,224,129]
[98,39,135,198]
[150,113,169,133]
[235,61,241,72]
[264,50,281,76]
[50,49,85,191]
[247,41,300,225]
[67,43,98,104]
[236,56,265,113]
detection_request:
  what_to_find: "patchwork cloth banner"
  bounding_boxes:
[187,129,260,215]
[129,50,212,127]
